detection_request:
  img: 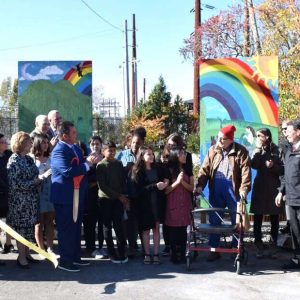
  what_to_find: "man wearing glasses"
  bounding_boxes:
[197,125,251,261]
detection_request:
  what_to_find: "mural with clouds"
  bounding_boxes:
[18,61,92,142]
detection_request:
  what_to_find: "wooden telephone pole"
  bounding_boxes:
[193,0,201,115]
[125,20,131,114]
[131,14,137,110]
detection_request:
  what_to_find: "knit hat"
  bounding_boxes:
[220,125,236,140]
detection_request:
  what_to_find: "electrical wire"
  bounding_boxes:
[80,0,123,32]
[0,29,114,52]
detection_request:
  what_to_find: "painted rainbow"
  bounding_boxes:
[64,61,92,96]
[200,57,278,127]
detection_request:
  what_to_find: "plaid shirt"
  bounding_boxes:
[215,149,233,180]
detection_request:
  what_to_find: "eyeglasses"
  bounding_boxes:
[218,137,229,141]
[282,127,287,131]
[0,141,8,144]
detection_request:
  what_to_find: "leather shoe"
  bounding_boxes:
[17,259,30,269]
[73,260,90,266]
[282,259,300,270]
[26,256,40,263]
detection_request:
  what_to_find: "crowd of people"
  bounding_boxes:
[0,110,299,273]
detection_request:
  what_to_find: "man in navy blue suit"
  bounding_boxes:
[51,121,98,272]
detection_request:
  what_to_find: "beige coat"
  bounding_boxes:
[198,142,251,197]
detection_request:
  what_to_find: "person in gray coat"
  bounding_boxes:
[250,128,284,258]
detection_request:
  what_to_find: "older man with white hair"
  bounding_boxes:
[47,110,62,138]
[30,115,50,139]
[197,125,251,261]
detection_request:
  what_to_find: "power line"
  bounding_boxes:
[0,29,114,52]
[80,0,123,32]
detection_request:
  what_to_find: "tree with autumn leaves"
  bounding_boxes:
[122,76,193,145]
[180,0,300,120]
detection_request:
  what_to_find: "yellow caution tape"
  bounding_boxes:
[0,220,58,268]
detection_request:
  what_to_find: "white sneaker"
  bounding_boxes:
[47,248,60,258]
[91,250,99,258]
[91,249,108,259]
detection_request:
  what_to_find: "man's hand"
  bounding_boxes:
[50,136,59,147]
[275,192,283,207]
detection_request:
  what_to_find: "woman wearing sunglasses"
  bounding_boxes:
[250,128,284,259]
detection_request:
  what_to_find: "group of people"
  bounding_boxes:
[197,120,300,270]
[0,111,300,272]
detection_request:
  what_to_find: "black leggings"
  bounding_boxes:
[169,226,187,259]
[253,214,279,243]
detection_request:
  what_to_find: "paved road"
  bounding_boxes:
[0,239,299,300]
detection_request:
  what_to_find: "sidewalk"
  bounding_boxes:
[0,227,299,300]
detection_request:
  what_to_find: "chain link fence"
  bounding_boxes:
[0,105,18,142]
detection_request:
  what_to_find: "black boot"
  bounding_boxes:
[280,222,290,234]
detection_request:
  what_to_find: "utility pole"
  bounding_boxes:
[131,14,137,110]
[143,78,146,103]
[125,20,130,114]
[193,0,201,115]
[243,0,250,56]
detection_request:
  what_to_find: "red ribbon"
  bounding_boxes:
[71,156,84,189]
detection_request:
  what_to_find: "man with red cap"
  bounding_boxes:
[197,124,251,261]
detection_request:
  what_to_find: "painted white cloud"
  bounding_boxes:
[20,64,64,81]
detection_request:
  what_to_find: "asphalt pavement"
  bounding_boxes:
[0,229,299,300]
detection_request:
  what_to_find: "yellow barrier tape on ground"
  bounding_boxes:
[0,220,58,268]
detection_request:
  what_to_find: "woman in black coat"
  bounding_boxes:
[250,128,284,258]
[0,133,15,256]
[131,146,169,264]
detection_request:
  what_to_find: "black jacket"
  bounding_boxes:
[279,147,300,205]
[0,150,12,217]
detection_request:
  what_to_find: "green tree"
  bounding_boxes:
[0,77,18,112]
[145,75,171,119]
[0,77,12,102]
[8,79,18,111]
[165,94,190,136]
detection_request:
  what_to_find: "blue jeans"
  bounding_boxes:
[209,178,238,248]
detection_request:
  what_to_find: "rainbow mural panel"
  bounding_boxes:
[199,56,279,204]
[199,56,279,161]
[18,60,93,142]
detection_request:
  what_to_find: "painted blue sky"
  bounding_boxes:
[18,61,85,95]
